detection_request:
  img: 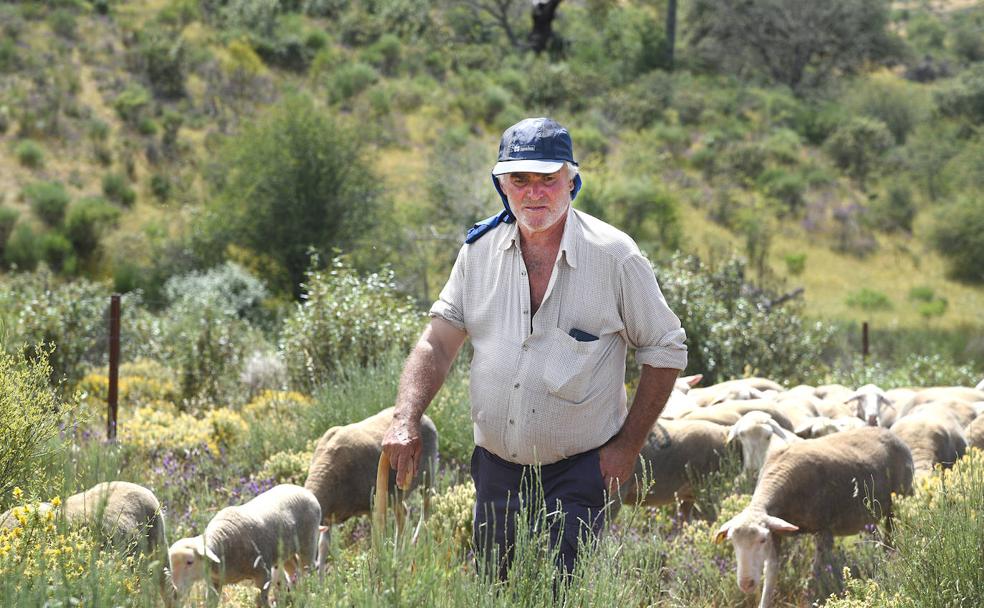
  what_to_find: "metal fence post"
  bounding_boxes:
[862,321,869,361]
[107,294,120,441]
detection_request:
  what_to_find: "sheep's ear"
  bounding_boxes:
[194,538,221,564]
[714,516,737,544]
[793,419,815,438]
[878,393,893,408]
[842,392,861,404]
[725,424,739,444]
[765,515,799,534]
[766,419,786,438]
[684,374,703,387]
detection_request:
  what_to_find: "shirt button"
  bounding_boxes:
[514,383,520,389]
[522,309,529,315]
[522,344,529,351]
[511,453,517,458]
[520,270,526,276]
[509,419,514,424]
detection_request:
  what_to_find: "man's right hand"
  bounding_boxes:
[382,416,422,490]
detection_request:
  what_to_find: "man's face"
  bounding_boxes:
[500,169,573,237]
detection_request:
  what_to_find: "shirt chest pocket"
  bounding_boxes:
[542,328,602,404]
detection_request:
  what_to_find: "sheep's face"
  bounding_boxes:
[715,514,798,595]
[168,536,219,594]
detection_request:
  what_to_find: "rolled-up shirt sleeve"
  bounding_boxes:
[619,253,688,370]
[429,244,467,331]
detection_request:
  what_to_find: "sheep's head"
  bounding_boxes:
[167,535,220,594]
[727,412,782,474]
[845,384,892,426]
[714,512,798,594]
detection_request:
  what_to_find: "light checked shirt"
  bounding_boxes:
[430,207,687,465]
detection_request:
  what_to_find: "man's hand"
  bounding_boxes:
[382,417,421,490]
[598,437,639,496]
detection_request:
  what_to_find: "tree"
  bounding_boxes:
[529,0,563,54]
[203,95,383,298]
[929,197,984,284]
[687,0,901,91]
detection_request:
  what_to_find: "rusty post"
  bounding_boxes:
[107,294,120,441]
[862,321,869,360]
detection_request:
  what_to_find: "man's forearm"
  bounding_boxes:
[616,365,680,451]
[394,342,452,422]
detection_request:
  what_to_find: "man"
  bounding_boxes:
[382,117,687,577]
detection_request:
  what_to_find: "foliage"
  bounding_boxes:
[0,207,18,255]
[658,254,834,385]
[112,84,152,128]
[281,256,421,391]
[23,181,69,227]
[132,26,187,99]
[14,139,44,169]
[0,348,77,508]
[824,117,894,187]
[0,269,109,388]
[846,288,893,312]
[101,173,136,207]
[783,252,806,275]
[842,75,930,144]
[64,197,120,265]
[687,0,901,91]
[935,63,984,125]
[2,223,40,270]
[577,176,682,256]
[203,94,383,298]
[39,232,75,275]
[929,196,984,284]
[255,448,312,485]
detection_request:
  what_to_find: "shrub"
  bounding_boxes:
[112,84,152,127]
[935,63,984,124]
[929,196,984,284]
[603,70,674,130]
[0,347,77,506]
[2,223,40,270]
[281,257,422,391]
[951,20,984,62]
[757,168,807,215]
[907,286,935,303]
[64,197,120,262]
[24,181,70,227]
[39,232,75,274]
[101,173,136,207]
[869,183,915,233]
[846,288,893,311]
[148,174,171,202]
[14,139,44,169]
[47,8,76,40]
[577,177,682,256]
[255,449,312,485]
[202,95,383,298]
[135,28,187,99]
[783,252,806,275]
[0,207,17,254]
[916,298,947,320]
[843,75,929,144]
[327,61,379,103]
[824,117,894,187]
[658,255,834,385]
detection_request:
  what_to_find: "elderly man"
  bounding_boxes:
[382,117,687,577]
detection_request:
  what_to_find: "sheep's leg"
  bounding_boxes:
[256,572,272,608]
[758,535,781,608]
[317,526,331,579]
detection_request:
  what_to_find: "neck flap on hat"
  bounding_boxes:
[464,173,583,244]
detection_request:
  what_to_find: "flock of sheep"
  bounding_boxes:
[2,377,983,607]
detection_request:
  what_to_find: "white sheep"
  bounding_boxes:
[681,399,794,431]
[977,379,984,392]
[168,484,321,607]
[843,383,895,427]
[660,374,703,419]
[814,383,854,403]
[727,411,802,476]
[965,415,984,451]
[714,427,913,608]
[619,419,732,520]
[771,394,821,430]
[890,413,967,476]
[1,481,172,606]
[904,386,984,409]
[793,415,866,439]
[689,377,782,407]
[304,407,438,553]
[898,399,978,428]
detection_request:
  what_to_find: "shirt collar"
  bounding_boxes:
[496,206,580,269]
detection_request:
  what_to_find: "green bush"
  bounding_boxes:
[843,76,929,144]
[64,197,121,262]
[658,255,834,385]
[870,183,915,233]
[47,8,76,40]
[281,257,422,391]
[24,181,70,227]
[783,252,806,275]
[603,70,674,130]
[0,347,76,507]
[576,177,682,256]
[916,298,947,320]
[758,168,807,215]
[0,207,17,254]
[929,196,984,284]
[112,84,152,127]
[363,33,402,76]
[39,232,75,274]
[148,174,171,202]
[0,269,109,388]
[2,223,39,270]
[845,288,893,311]
[327,61,379,103]
[202,94,384,297]
[935,63,984,124]
[951,19,984,62]
[14,140,44,169]
[907,286,935,303]
[824,117,894,187]
[135,28,187,99]
[101,172,136,207]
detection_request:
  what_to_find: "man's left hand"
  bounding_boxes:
[598,438,639,496]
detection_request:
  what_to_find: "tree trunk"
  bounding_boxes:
[529,0,563,54]
[665,0,677,70]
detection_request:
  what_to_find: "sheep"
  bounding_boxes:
[689,377,782,407]
[898,399,978,428]
[1,481,173,606]
[904,386,984,409]
[842,383,895,427]
[727,411,802,476]
[619,419,733,520]
[660,374,703,419]
[304,407,438,537]
[977,379,984,392]
[681,399,794,432]
[771,394,821,430]
[168,484,321,608]
[814,383,853,403]
[793,415,866,439]
[714,427,913,608]
[890,414,967,476]
[965,415,984,451]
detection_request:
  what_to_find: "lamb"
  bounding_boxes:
[890,414,967,476]
[688,377,782,407]
[168,484,321,607]
[304,407,438,532]
[727,411,802,476]
[714,427,913,608]
[619,419,732,520]
[681,399,794,431]
[1,481,172,606]
[843,383,895,427]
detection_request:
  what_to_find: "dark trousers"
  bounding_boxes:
[470,446,607,579]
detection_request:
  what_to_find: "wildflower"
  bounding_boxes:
[12,487,23,500]
[51,496,61,507]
